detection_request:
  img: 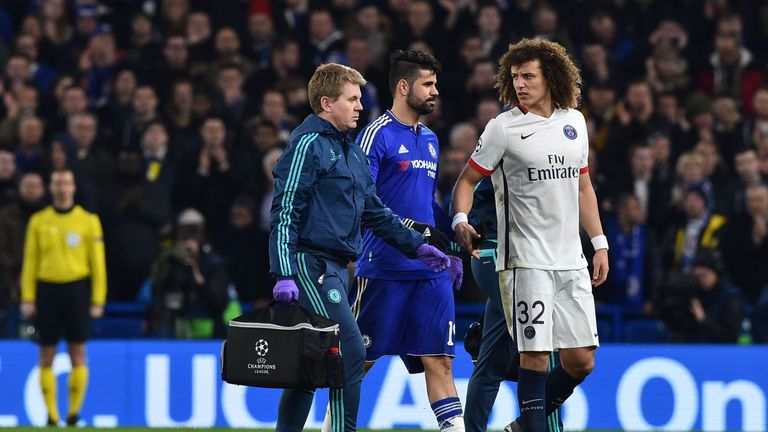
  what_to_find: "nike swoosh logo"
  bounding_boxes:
[521,398,543,404]
[521,132,536,139]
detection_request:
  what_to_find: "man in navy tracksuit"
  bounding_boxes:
[462,177,563,432]
[269,63,451,432]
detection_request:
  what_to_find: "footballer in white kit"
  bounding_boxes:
[452,38,607,432]
[468,104,599,352]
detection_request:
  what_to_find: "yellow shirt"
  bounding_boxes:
[21,205,107,305]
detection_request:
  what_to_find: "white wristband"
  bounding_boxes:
[451,212,469,231]
[591,235,609,251]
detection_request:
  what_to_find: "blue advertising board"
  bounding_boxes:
[0,341,765,430]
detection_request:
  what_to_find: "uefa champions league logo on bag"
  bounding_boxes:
[255,339,269,357]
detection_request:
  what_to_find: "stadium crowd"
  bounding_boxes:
[0,0,767,343]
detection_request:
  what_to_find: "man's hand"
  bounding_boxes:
[454,222,481,259]
[90,305,104,319]
[447,256,463,290]
[689,298,706,322]
[410,221,450,251]
[592,249,609,286]
[416,243,449,272]
[273,279,299,303]
[20,302,35,319]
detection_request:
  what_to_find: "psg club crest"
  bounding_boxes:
[563,125,577,140]
[524,326,536,339]
[427,142,437,159]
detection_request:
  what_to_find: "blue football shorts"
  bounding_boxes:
[350,274,456,373]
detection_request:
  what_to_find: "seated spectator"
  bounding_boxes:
[14,33,55,93]
[115,85,161,152]
[0,150,18,207]
[0,172,46,337]
[718,147,767,216]
[68,113,115,187]
[662,184,726,274]
[659,249,745,343]
[697,13,764,116]
[602,194,660,314]
[447,122,478,160]
[102,149,172,301]
[213,63,259,135]
[140,121,175,187]
[721,183,768,304]
[14,115,45,174]
[223,196,272,310]
[304,9,344,66]
[695,139,729,190]
[188,117,237,248]
[743,87,768,148]
[670,151,714,210]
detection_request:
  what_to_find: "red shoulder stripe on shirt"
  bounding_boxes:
[469,157,493,176]
[579,166,589,174]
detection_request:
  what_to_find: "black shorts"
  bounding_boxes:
[36,279,91,345]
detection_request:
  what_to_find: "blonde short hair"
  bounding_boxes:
[307,63,366,114]
[675,151,704,176]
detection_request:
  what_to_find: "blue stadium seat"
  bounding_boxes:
[622,319,668,343]
[90,317,145,339]
[91,302,147,338]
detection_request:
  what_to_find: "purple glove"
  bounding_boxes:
[273,279,299,303]
[416,243,450,272]
[448,256,463,291]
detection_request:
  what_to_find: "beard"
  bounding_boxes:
[407,93,436,116]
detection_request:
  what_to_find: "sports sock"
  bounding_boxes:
[431,396,463,428]
[518,368,547,432]
[545,364,583,415]
[67,365,89,417]
[40,367,60,422]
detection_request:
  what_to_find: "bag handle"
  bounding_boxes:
[267,301,325,326]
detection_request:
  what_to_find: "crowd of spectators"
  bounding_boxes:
[0,0,767,342]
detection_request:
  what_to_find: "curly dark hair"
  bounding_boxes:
[496,38,581,110]
[388,49,442,94]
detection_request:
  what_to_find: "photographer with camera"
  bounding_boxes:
[150,209,229,338]
[659,249,745,343]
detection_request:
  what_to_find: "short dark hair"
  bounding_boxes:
[388,49,442,95]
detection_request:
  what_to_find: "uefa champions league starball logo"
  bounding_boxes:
[255,339,269,356]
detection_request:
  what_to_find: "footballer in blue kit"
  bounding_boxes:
[354,108,454,365]
[349,49,466,432]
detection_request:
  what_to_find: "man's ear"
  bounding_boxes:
[320,95,332,113]
[397,79,409,97]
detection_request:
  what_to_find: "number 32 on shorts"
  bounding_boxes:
[517,300,545,325]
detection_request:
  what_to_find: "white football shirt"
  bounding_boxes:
[469,105,589,271]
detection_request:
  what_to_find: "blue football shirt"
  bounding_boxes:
[356,111,442,280]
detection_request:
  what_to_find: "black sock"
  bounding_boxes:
[518,368,547,432]
[545,364,584,416]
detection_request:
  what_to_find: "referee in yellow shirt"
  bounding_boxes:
[20,169,107,427]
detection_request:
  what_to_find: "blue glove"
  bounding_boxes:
[273,279,299,302]
[448,256,463,291]
[416,243,450,272]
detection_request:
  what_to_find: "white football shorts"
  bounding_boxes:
[499,267,599,352]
